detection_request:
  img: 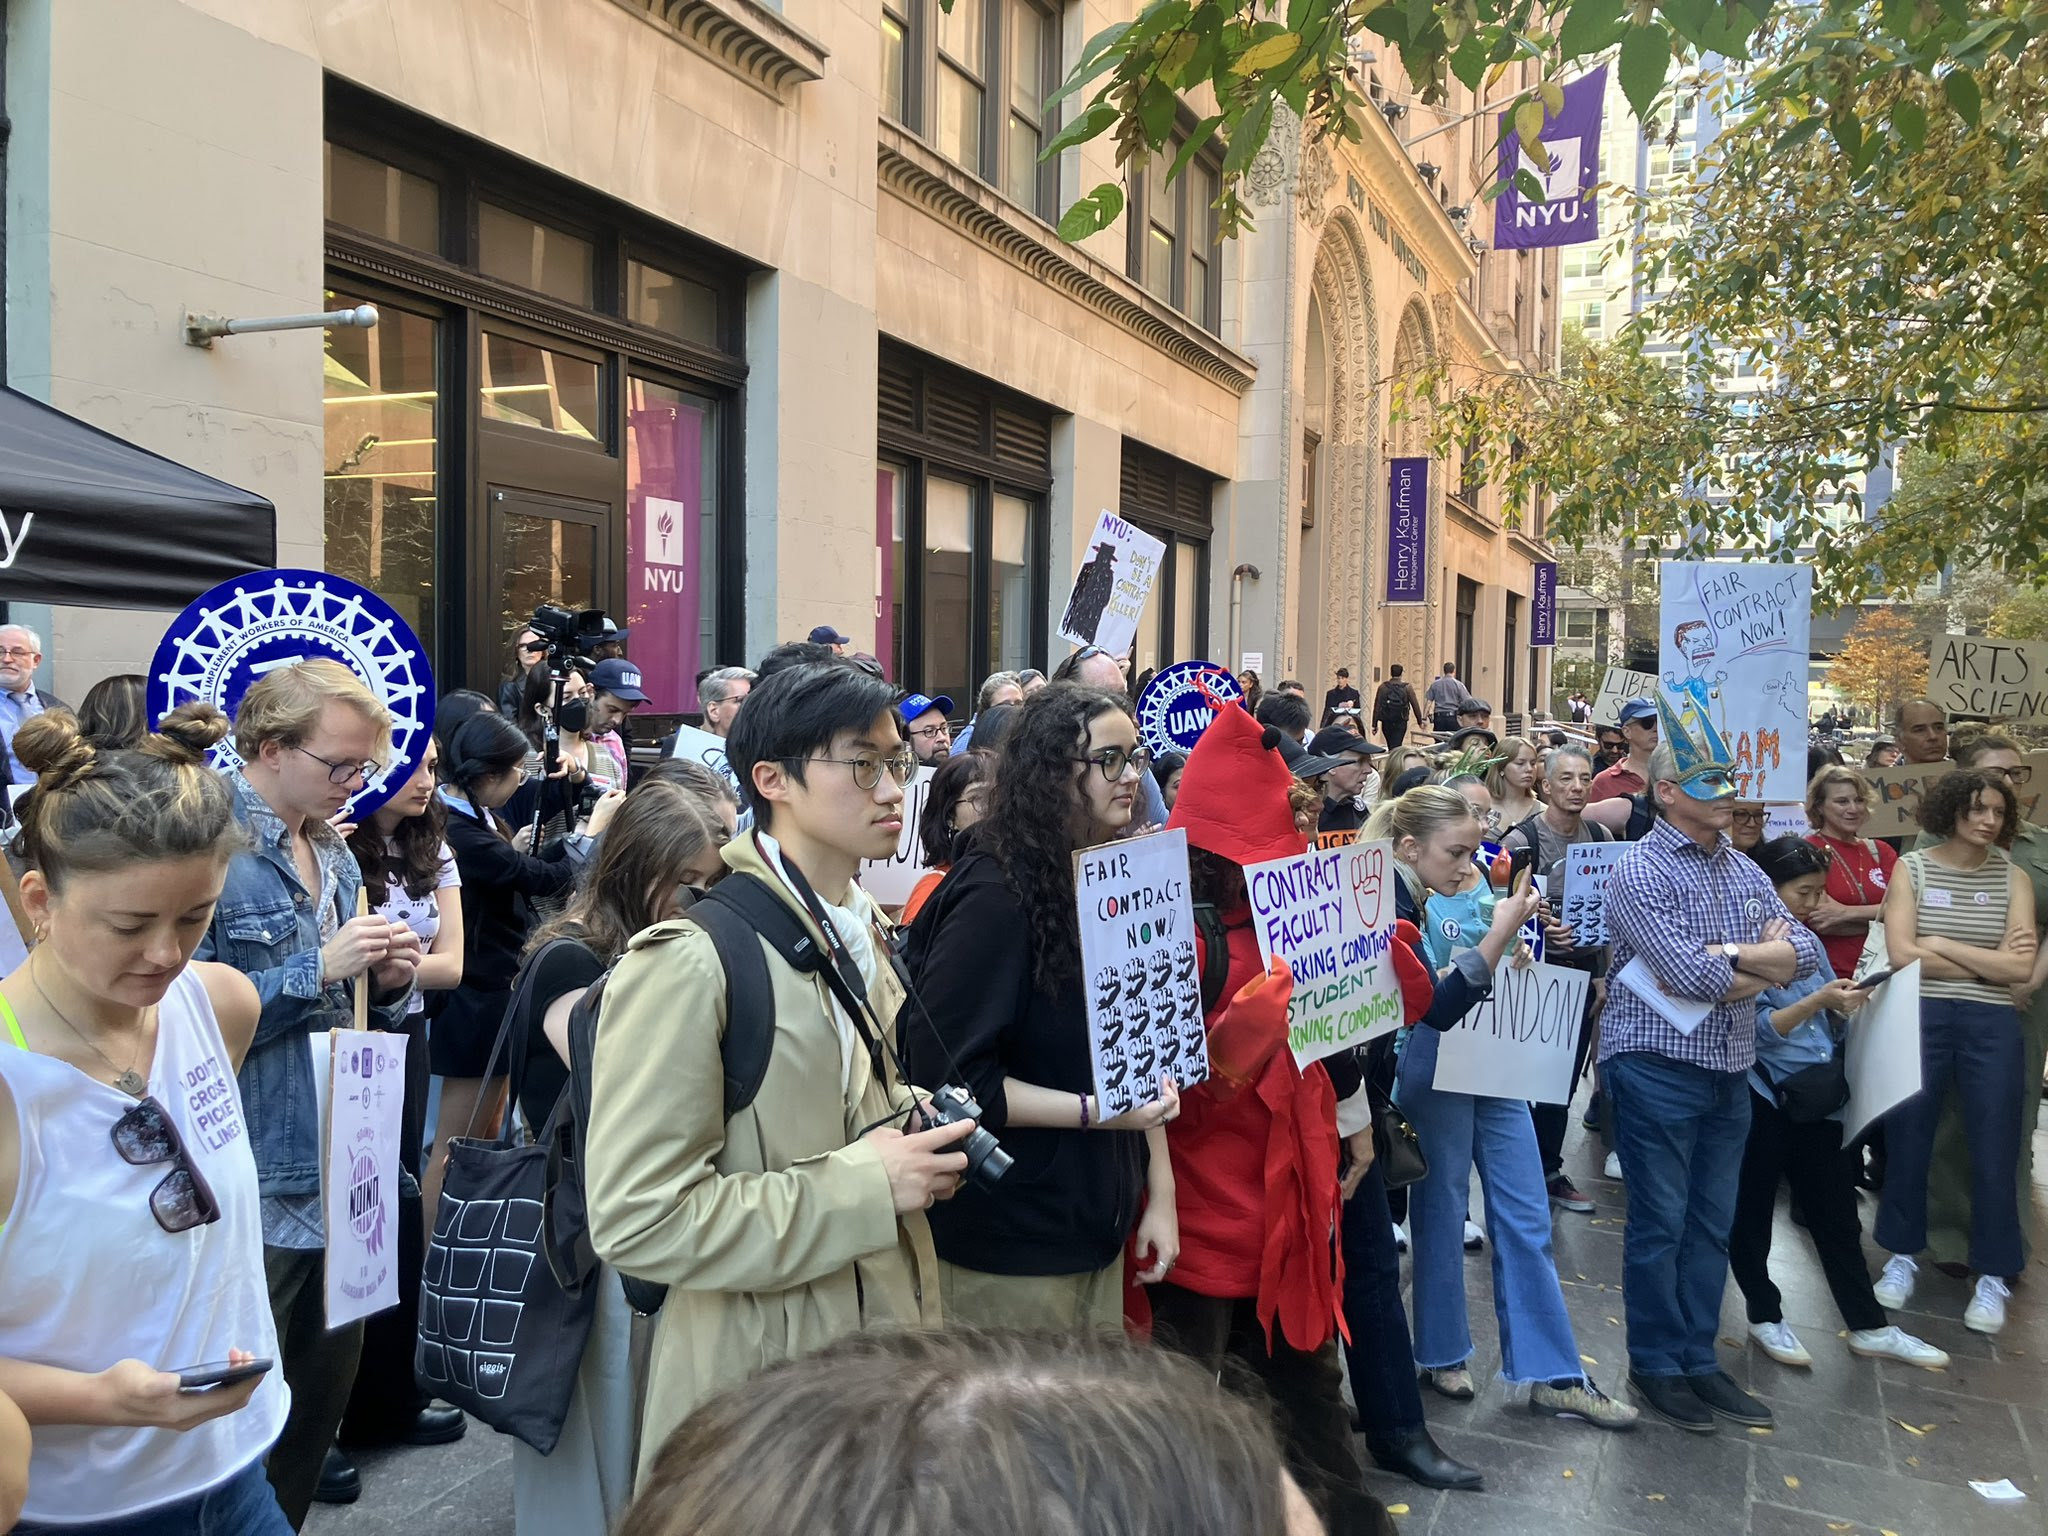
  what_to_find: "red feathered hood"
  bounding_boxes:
[1166,700,1303,867]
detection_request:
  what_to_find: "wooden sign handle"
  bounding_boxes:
[352,888,370,1031]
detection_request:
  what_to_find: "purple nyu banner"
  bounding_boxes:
[1385,457,1428,605]
[1493,65,1606,250]
[1531,561,1558,647]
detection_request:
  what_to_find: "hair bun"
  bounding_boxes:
[13,710,97,791]
[150,702,232,765]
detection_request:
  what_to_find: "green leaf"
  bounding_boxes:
[1558,0,1626,57]
[1942,69,1980,125]
[1073,20,1132,72]
[1449,31,1490,90]
[1513,99,1547,146]
[1221,96,1274,177]
[1231,30,1302,74]
[1045,41,1130,107]
[1538,79,1565,116]
[1044,101,1119,159]
[1773,114,1826,153]
[1828,107,1861,161]
[1056,182,1125,243]
[1617,21,1672,124]
[1138,80,1179,142]
[1167,116,1224,183]
[1890,98,1927,151]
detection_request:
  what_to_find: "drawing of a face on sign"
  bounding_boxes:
[1348,844,1386,928]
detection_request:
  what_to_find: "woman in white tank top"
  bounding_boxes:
[0,704,291,1533]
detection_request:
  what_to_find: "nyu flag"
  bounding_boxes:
[1531,562,1558,647]
[1385,458,1428,605]
[1494,65,1605,250]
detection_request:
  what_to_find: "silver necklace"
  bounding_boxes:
[30,958,151,1097]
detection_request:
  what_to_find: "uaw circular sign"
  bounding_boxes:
[148,569,434,820]
[1137,660,1245,758]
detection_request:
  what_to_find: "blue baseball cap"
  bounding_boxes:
[590,658,648,703]
[1617,696,1659,725]
[897,692,954,723]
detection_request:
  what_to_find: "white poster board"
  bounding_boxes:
[1842,960,1923,1143]
[1243,839,1406,1065]
[1928,635,2048,723]
[1058,510,1167,659]
[1762,804,1809,842]
[1591,667,1656,727]
[1431,959,1589,1103]
[858,765,935,906]
[1659,561,1813,804]
[668,721,742,797]
[1074,829,1208,1117]
[1558,842,1624,948]
[1239,651,1265,678]
[323,1028,407,1328]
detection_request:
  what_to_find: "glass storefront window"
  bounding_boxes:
[627,259,720,350]
[624,377,720,713]
[325,145,440,254]
[479,202,595,307]
[923,476,975,710]
[493,496,601,659]
[323,290,439,666]
[479,332,601,440]
[990,492,1032,675]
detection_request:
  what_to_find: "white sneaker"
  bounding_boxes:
[1463,1219,1486,1252]
[1393,1222,1409,1253]
[1873,1254,1918,1311]
[1847,1325,1951,1370]
[1965,1275,2011,1334]
[1749,1320,1812,1366]
[1604,1150,1623,1181]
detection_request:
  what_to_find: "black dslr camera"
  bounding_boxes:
[917,1084,1012,1188]
[529,603,613,665]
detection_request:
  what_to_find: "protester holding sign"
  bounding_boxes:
[1364,786,1636,1430]
[903,685,1179,1330]
[1727,839,1950,1374]
[0,706,288,1532]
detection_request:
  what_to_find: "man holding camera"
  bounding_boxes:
[583,661,975,1478]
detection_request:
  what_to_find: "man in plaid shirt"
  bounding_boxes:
[1600,696,1821,1434]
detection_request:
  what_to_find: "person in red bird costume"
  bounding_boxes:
[1142,700,1435,1536]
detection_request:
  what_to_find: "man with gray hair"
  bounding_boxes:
[0,623,65,787]
[697,666,755,739]
[1501,743,1612,1213]
[947,670,1024,756]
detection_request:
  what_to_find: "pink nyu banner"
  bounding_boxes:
[625,396,706,713]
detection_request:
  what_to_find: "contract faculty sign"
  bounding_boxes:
[1244,839,1405,1065]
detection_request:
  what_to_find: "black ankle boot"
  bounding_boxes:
[1367,1425,1484,1491]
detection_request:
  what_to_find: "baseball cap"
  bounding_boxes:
[1278,732,1346,780]
[591,658,649,703]
[897,692,955,723]
[1617,696,1659,726]
[808,624,852,646]
[1309,727,1385,758]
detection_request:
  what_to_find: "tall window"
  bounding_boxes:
[887,0,1059,220]
[1503,593,1520,714]
[1455,576,1480,684]
[1127,127,1223,331]
[1121,440,1215,674]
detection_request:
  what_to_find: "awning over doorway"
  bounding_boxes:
[0,387,276,610]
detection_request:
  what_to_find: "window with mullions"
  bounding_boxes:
[1120,440,1215,672]
[1126,131,1222,331]
[887,0,1059,220]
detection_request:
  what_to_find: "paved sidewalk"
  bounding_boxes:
[308,1099,2048,1536]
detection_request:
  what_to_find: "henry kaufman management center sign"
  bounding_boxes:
[1493,66,1606,251]
[1385,458,1429,605]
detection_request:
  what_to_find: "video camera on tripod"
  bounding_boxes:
[525,604,618,839]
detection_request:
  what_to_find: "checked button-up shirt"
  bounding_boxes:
[1598,816,1822,1075]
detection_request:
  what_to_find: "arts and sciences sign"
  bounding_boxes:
[1384,457,1429,605]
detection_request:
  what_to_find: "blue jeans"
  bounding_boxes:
[1339,1156,1427,1446]
[1397,1025,1585,1383]
[1875,996,2026,1279]
[14,1460,292,1536]
[1604,1051,1750,1377]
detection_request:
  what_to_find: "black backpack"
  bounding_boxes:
[544,872,842,1316]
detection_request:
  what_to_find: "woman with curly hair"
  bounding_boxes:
[902,684,1179,1329]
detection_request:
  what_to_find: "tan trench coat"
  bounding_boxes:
[583,835,940,1478]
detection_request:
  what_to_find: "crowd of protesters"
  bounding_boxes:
[0,604,2034,1536]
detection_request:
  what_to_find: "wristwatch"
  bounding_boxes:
[1721,942,1742,967]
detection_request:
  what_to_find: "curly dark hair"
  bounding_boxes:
[1916,768,2018,844]
[347,792,449,905]
[983,684,1132,993]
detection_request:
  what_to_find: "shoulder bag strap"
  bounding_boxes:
[471,937,575,1145]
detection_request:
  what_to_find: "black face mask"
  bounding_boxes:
[556,698,591,735]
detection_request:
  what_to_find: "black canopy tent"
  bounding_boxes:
[0,386,276,611]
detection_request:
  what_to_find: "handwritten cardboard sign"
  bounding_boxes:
[1058,510,1167,659]
[668,721,742,796]
[323,1029,407,1328]
[1929,635,2048,723]
[1244,839,1406,1065]
[1074,829,1208,1118]
[1430,959,1589,1103]
[1660,561,1813,803]
[1559,842,1625,948]
[1860,751,2048,838]
[858,766,935,907]
[1591,666,1655,727]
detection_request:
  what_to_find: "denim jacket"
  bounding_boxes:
[199,771,410,1206]
[1749,943,1842,1116]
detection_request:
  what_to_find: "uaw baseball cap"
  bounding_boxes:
[590,658,649,703]
[897,692,955,722]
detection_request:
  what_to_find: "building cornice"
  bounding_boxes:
[877,125,1257,396]
[1342,97,1478,290]
[608,0,827,99]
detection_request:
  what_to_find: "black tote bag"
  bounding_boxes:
[416,941,596,1454]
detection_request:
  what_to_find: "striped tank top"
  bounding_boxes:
[1901,846,2013,1003]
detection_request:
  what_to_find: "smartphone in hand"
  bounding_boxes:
[174,1358,273,1394]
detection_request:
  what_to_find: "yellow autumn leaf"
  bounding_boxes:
[1749,1426,1773,1435]
[1784,1475,1801,1489]
[1647,1493,1668,1502]
[1231,33,1301,74]
[1161,33,1198,80]
[1827,1526,1854,1533]
[1538,80,1565,115]
[1563,1469,1575,1479]
[1513,100,1546,147]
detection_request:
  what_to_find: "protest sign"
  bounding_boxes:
[1763,804,1809,841]
[1591,666,1655,726]
[1431,960,1589,1103]
[1842,961,1923,1143]
[1074,829,1207,1118]
[1136,661,1244,758]
[324,1029,407,1327]
[1660,562,1812,803]
[858,766,935,906]
[669,720,743,796]
[1058,510,1166,659]
[1862,752,2048,838]
[1244,839,1405,1066]
[1928,635,2048,723]
[1558,842,1624,948]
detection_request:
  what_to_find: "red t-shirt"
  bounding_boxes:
[1806,833,1898,976]
[1589,762,1648,803]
